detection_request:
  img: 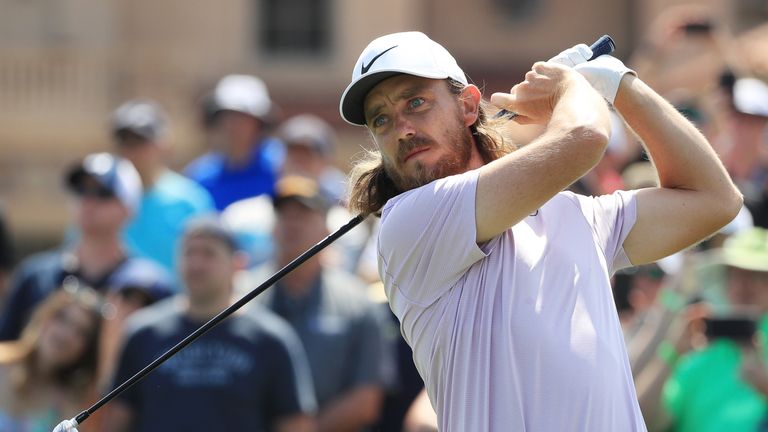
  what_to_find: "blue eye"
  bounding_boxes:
[409,98,424,109]
[372,115,387,128]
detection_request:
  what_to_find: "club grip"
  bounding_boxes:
[493,34,617,119]
[587,35,615,60]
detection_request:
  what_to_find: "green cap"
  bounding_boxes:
[720,227,768,273]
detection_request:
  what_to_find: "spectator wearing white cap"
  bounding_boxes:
[0,153,175,341]
[712,72,768,229]
[184,74,285,210]
[111,99,216,276]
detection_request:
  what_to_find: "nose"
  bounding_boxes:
[394,113,416,142]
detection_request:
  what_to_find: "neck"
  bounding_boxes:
[185,292,232,321]
[277,256,322,298]
[137,163,165,189]
[75,237,125,279]
[227,138,258,167]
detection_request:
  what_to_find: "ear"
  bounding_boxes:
[459,85,482,127]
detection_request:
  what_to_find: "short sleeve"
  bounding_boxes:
[378,170,487,306]
[570,190,638,273]
[266,326,317,418]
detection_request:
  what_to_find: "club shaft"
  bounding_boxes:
[74,213,367,425]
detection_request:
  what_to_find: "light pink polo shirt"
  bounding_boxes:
[378,169,646,431]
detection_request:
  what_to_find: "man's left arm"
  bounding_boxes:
[612,73,742,264]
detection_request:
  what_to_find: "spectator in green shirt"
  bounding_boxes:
[662,227,768,432]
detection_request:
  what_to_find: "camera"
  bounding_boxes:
[704,314,757,342]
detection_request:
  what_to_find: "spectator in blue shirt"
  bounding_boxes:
[111,100,215,276]
[185,74,284,210]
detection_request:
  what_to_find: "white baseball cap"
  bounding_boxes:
[211,74,273,120]
[66,152,142,214]
[339,31,468,126]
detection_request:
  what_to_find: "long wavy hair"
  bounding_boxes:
[347,78,517,216]
[0,288,103,398]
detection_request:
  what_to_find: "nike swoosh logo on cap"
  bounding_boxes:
[361,45,398,74]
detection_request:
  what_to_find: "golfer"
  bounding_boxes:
[340,31,741,431]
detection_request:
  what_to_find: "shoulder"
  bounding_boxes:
[9,250,64,291]
[380,170,479,239]
[122,297,183,341]
[154,171,216,209]
[184,152,225,181]
[14,250,62,275]
[382,170,479,216]
[234,305,302,350]
[257,137,285,167]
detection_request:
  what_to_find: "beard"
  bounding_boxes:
[383,120,474,192]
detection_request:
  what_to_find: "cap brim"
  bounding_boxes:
[340,71,401,126]
[340,68,453,126]
[65,166,112,194]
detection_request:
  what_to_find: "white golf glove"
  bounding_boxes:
[549,44,592,67]
[52,419,79,432]
[549,44,637,105]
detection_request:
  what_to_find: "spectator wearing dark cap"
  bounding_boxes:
[184,75,285,210]
[104,216,316,432]
[239,175,393,432]
[111,99,215,275]
[0,153,175,341]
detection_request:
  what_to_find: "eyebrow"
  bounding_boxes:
[365,81,433,124]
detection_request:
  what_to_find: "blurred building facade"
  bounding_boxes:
[0,0,764,256]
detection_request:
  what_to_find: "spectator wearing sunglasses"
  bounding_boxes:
[0,153,175,341]
[111,100,215,276]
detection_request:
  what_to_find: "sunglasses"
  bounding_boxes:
[74,184,116,200]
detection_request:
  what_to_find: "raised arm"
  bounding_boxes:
[480,63,611,242]
[612,74,742,264]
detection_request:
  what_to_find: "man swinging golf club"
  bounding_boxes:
[54,31,742,432]
[339,31,741,431]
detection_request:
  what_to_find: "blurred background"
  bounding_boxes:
[0,0,763,255]
[1,1,768,431]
